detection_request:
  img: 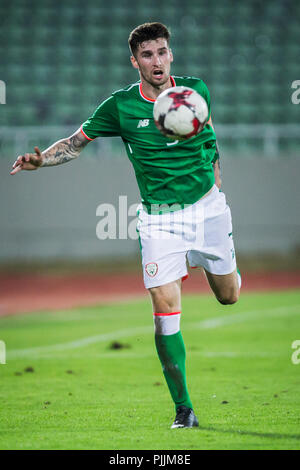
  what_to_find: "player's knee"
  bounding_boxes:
[217,290,239,305]
[149,295,174,313]
[148,283,181,313]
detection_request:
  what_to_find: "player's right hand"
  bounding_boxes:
[10,147,43,175]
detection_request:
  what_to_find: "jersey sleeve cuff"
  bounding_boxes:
[80,125,94,141]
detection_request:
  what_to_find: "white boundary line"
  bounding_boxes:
[7,304,300,359]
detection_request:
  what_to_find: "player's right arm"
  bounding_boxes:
[10,128,89,175]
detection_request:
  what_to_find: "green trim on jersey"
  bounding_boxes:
[82,76,217,213]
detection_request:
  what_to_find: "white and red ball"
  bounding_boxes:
[153,86,208,140]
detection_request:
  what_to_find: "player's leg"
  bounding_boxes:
[187,185,241,303]
[149,279,198,428]
[149,278,181,312]
[204,268,240,305]
[137,204,198,427]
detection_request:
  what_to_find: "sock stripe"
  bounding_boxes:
[153,311,181,317]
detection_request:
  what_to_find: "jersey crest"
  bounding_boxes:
[145,262,158,277]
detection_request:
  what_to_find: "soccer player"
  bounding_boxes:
[11,22,241,429]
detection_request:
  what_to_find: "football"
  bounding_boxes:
[153,86,209,140]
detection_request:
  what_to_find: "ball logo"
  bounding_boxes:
[168,89,194,111]
[145,262,158,277]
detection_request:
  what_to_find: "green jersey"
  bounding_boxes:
[81,76,218,213]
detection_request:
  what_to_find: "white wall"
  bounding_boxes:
[1,148,299,261]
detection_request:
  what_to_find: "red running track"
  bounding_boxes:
[0,270,299,317]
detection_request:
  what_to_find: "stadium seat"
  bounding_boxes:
[0,0,297,148]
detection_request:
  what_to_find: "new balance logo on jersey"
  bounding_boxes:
[137,119,149,128]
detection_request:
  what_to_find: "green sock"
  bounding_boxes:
[155,331,193,411]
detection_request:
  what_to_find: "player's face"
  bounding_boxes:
[131,38,173,87]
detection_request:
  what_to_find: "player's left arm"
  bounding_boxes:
[207,116,222,189]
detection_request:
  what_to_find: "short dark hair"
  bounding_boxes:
[128,22,171,57]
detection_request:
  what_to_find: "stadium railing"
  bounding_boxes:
[0,124,299,159]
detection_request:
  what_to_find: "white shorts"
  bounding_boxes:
[137,185,237,289]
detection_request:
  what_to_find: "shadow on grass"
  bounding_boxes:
[196,425,300,441]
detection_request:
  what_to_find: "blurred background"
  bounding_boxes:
[0,0,299,299]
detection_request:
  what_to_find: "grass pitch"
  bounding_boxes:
[0,290,300,450]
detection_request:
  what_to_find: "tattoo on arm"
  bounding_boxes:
[41,130,89,167]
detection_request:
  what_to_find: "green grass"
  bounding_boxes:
[0,290,300,450]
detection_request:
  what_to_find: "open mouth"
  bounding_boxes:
[153,70,164,78]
